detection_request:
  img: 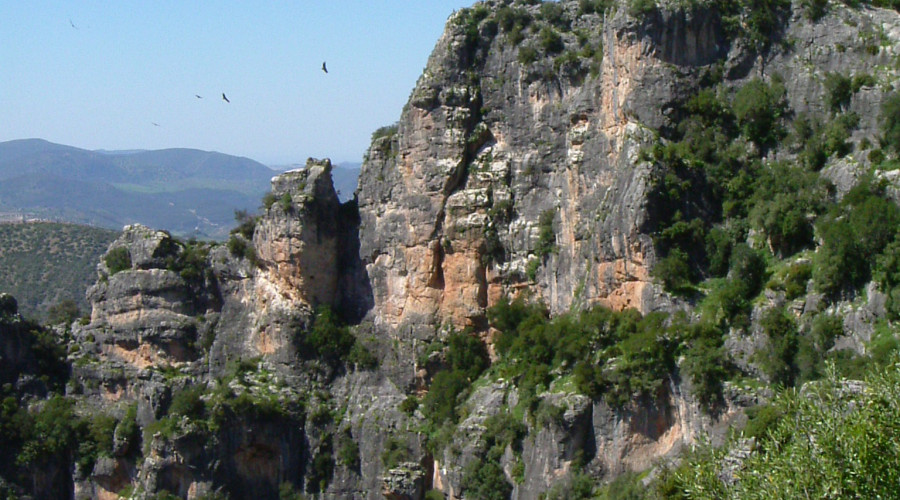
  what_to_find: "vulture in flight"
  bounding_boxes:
[222,93,230,103]
[322,61,328,74]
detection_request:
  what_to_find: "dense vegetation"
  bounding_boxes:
[656,361,900,498]
[0,222,118,321]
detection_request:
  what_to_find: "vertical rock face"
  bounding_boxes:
[356,2,717,386]
[356,0,900,384]
[206,158,371,373]
[255,160,341,309]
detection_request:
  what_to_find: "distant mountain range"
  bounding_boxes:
[0,139,360,239]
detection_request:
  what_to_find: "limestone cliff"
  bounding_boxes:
[357,0,900,388]
[4,1,900,499]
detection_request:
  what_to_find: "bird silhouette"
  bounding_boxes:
[69,19,78,29]
[195,94,203,99]
[322,61,328,74]
[152,122,160,127]
[222,93,230,103]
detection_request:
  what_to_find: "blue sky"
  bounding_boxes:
[0,1,473,165]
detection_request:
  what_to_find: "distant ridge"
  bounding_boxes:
[0,139,276,239]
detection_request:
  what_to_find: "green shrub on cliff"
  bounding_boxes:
[227,235,258,266]
[881,91,900,154]
[733,77,787,150]
[421,330,489,425]
[104,246,132,275]
[539,26,564,54]
[813,176,900,297]
[498,6,532,45]
[305,306,356,362]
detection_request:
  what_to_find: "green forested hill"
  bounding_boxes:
[0,139,275,240]
[0,222,118,321]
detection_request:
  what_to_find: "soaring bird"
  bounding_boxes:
[321,61,328,74]
[69,19,78,29]
[195,94,203,99]
[152,122,160,127]
[222,93,230,103]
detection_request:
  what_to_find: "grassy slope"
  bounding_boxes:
[0,222,118,321]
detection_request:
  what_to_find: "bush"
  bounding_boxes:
[758,307,799,387]
[114,404,140,455]
[742,402,788,442]
[461,459,512,500]
[539,27,564,54]
[749,162,826,256]
[371,123,399,143]
[45,299,80,326]
[578,0,614,15]
[347,342,378,370]
[104,246,132,275]
[824,72,852,113]
[539,2,567,28]
[497,7,532,46]
[875,239,900,318]
[682,323,730,410]
[337,429,359,469]
[880,91,900,154]
[262,192,277,210]
[76,414,117,472]
[517,45,538,64]
[279,192,293,212]
[731,0,791,51]
[424,490,446,500]
[167,239,211,286]
[17,396,78,467]
[783,261,812,300]
[232,209,257,239]
[446,331,490,380]
[814,177,900,297]
[421,369,469,424]
[304,306,355,362]
[733,77,787,150]
[380,436,409,469]
[801,0,829,20]
[628,0,657,17]
[168,385,207,420]
[399,396,419,415]
[227,235,258,265]
[822,112,859,158]
[654,248,692,293]
[705,227,734,277]
[307,434,334,493]
[728,244,766,297]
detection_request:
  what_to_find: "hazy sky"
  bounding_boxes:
[0,1,473,165]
